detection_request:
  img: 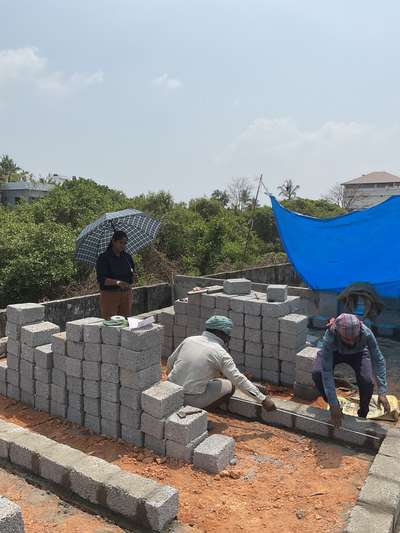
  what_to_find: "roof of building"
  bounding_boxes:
[342,171,400,186]
[0,182,54,192]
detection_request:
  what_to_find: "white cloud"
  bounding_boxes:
[216,117,400,198]
[0,47,103,96]
[152,73,182,90]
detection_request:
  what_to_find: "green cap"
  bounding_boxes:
[205,315,233,336]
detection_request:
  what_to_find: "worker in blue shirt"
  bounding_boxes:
[312,313,390,427]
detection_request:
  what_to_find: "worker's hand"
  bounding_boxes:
[262,397,277,412]
[329,404,343,428]
[378,394,391,414]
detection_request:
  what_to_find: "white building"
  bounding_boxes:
[342,171,400,210]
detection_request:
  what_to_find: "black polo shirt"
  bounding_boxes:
[96,248,134,291]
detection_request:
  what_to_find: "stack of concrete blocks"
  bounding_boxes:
[165,405,208,462]
[51,331,68,418]
[158,308,175,360]
[173,298,188,347]
[141,381,185,456]
[294,346,320,400]
[278,313,308,386]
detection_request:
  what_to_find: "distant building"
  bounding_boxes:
[342,171,400,210]
[0,182,54,207]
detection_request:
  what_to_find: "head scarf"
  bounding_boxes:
[205,315,233,336]
[333,313,361,342]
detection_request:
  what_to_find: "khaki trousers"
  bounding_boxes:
[100,290,133,320]
[184,378,233,409]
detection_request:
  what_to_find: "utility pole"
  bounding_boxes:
[243,174,263,258]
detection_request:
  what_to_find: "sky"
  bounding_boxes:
[1,0,400,203]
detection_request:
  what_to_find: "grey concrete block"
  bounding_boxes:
[20,376,35,394]
[142,381,184,419]
[66,341,84,360]
[21,344,33,362]
[7,302,44,325]
[21,390,35,407]
[279,346,297,362]
[280,331,307,350]
[34,343,53,368]
[35,395,50,412]
[84,414,101,433]
[281,361,295,375]
[369,454,400,482]
[173,325,187,338]
[175,314,188,327]
[174,299,188,315]
[287,295,301,313]
[378,430,400,459]
[66,317,100,343]
[223,278,251,295]
[261,369,280,384]
[66,375,83,394]
[0,420,27,459]
[229,295,249,314]
[295,414,330,438]
[186,316,203,331]
[53,353,66,371]
[20,359,34,379]
[52,368,66,388]
[244,328,261,343]
[358,473,400,517]
[229,311,244,327]
[21,321,60,347]
[262,316,280,332]
[245,355,262,369]
[144,434,166,456]
[231,326,244,340]
[261,300,290,318]
[262,358,280,372]
[267,284,288,302]
[39,442,86,486]
[83,319,103,344]
[0,360,7,388]
[6,384,20,401]
[35,381,50,399]
[261,402,295,429]
[188,291,203,305]
[144,485,179,532]
[101,381,120,403]
[343,504,393,533]
[5,322,21,341]
[280,372,295,387]
[262,343,279,358]
[9,431,55,474]
[101,325,121,346]
[83,379,100,398]
[101,399,120,421]
[293,382,319,401]
[229,338,244,353]
[34,366,52,384]
[82,361,101,380]
[244,314,261,329]
[214,293,232,311]
[101,418,121,439]
[201,293,216,308]
[0,496,25,532]
[101,363,119,383]
[84,397,101,416]
[120,405,141,429]
[279,314,308,335]
[262,331,279,345]
[166,431,208,462]
[7,354,19,371]
[7,369,19,387]
[244,298,262,316]
[121,324,162,351]
[65,357,82,378]
[84,342,102,362]
[193,434,235,474]
[101,344,119,364]
[120,364,161,391]
[296,346,319,372]
[119,346,161,373]
[295,369,315,387]
[141,412,165,439]
[165,407,208,445]
[0,338,6,356]
[67,407,84,425]
[121,426,144,447]
[6,339,21,357]
[69,392,84,411]
[245,341,262,357]
[158,309,175,327]
[50,401,66,418]
[120,387,141,410]
[69,454,121,504]
[246,367,262,380]
[52,332,66,355]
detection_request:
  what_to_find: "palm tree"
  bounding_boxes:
[277,178,300,200]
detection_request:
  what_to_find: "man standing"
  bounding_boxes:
[167,315,276,412]
[312,313,390,427]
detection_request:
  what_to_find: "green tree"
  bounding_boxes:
[211,189,229,207]
[277,178,300,200]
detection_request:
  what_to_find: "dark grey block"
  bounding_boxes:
[84,397,101,417]
[66,341,84,360]
[101,418,120,439]
[120,387,141,410]
[101,344,120,364]
[120,405,141,429]
[101,381,120,403]
[34,366,52,384]
[101,363,119,383]
[101,399,120,421]
[84,413,101,433]
[141,412,165,439]
[66,375,83,394]
[144,434,166,456]
[52,368,66,388]
[67,407,84,425]
[83,361,101,380]
[83,379,100,398]
[121,426,144,447]
[83,342,102,362]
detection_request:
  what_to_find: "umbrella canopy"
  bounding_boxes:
[75,208,161,266]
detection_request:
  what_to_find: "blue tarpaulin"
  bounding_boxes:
[270,195,400,297]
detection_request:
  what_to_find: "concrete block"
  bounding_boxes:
[20,375,34,394]
[84,342,102,362]
[6,354,19,371]
[121,324,162,351]
[188,291,204,305]
[83,379,100,398]
[7,384,20,401]
[100,344,119,365]
[262,358,280,372]
[261,331,279,346]
[174,299,188,315]
[84,397,101,416]
[343,504,393,533]
[53,353,66,371]
[213,308,229,318]
[223,278,251,295]
[175,314,188,327]
[244,328,261,343]
[187,316,203,330]
[84,414,101,433]
[50,401,66,418]
[358,473,400,516]
[287,295,301,313]
[101,399,120,421]
[162,335,173,350]
[120,364,161,391]
[142,381,184,419]
[9,431,55,474]
[245,341,262,357]
[34,395,50,412]
[34,343,53,368]
[244,314,261,329]
[158,309,175,327]
[262,317,280,332]
[229,338,244,353]
[7,302,44,325]
[246,367,262,380]
[262,343,279,358]
[66,375,83,394]
[20,359,34,379]
[267,284,288,302]
[378,430,400,459]
[7,369,19,387]
[66,341,84,360]
[0,496,24,532]
[65,357,82,378]
[187,304,201,318]
[193,434,235,474]
[52,332,66,355]
[52,368,66,387]
[244,298,262,316]
[101,363,119,383]
[0,420,27,458]
[214,293,232,310]
[295,369,315,387]
[369,454,400,482]
[68,392,83,411]
[101,381,120,403]
[261,369,280,384]
[296,346,319,372]
[35,381,50,399]
[101,325,121,346]
[229,311,244,327]
[121,426,144,447]
[295,414,330,438]
[281,361,295,375]
[201,293,216,308]
[21,390,35,407]
[144,434,166,456]
[67,407,84,425]
[66,317,99,343]
[245,355,262,369]
[279,346,297,362]
[120,405,141,429]
[261,300,290,318]
[21,321,60,348]
[173,325,187,339]
[0,338,6,356]
[83,319,103,344]
[0,360,7,385]
[69,454,120,504]
[120,387,141,410]
[6,322,21,341]
[261,403,295,429]
[39,442,86,486]
[280,331,307,350]
[166,407,208,445]
[144,485,179,532]
[34,366,52,383]
[280,373,295,386]
[119,346,161,373]
[101,418,121,439]
[82,361,101,380]
[166,431,208,462]
[279,314,308,335]
[6,339,21,357]
[141,412,165,439]
[21,344,34,362]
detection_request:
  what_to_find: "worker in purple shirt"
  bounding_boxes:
[312,313,390,427]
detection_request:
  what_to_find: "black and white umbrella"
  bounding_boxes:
[75,208,161,266]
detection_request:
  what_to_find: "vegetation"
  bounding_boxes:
[0,157,345,307]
